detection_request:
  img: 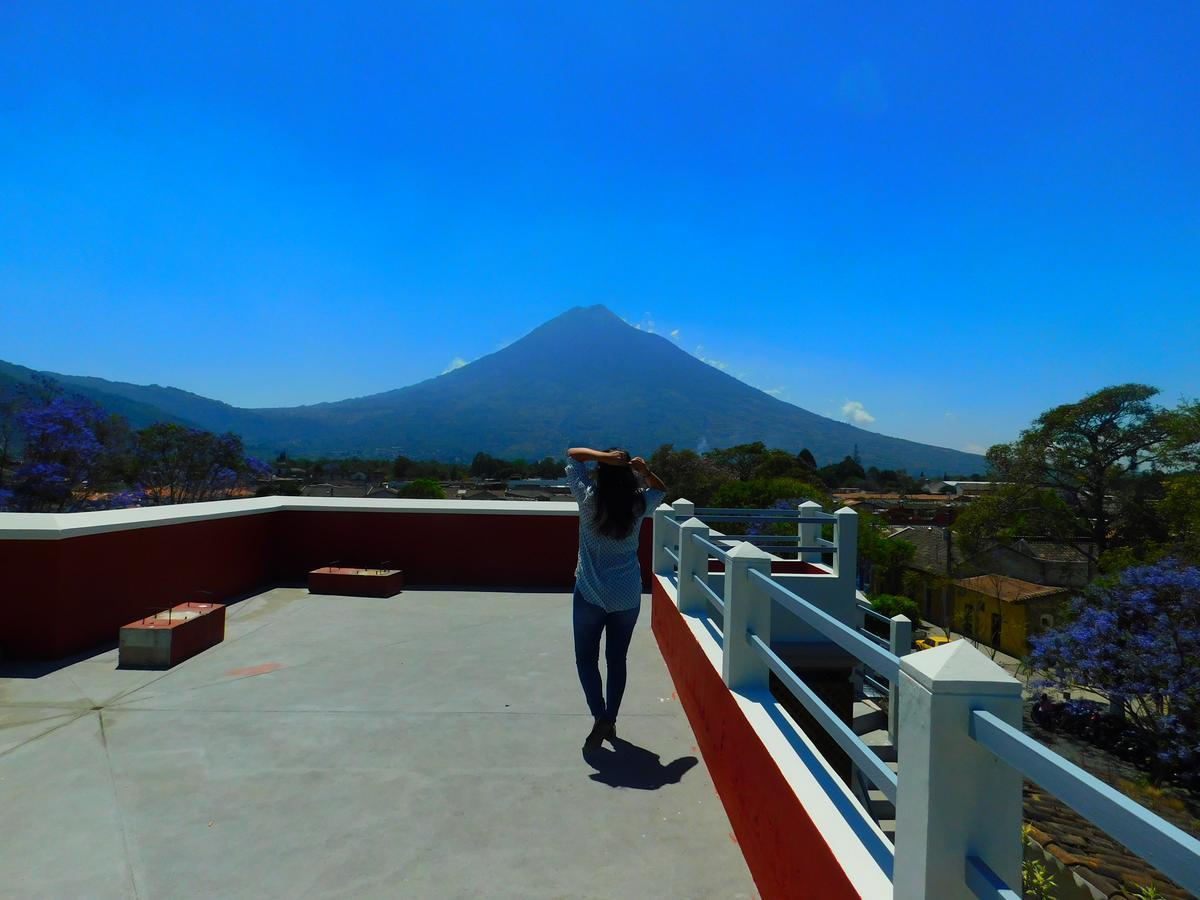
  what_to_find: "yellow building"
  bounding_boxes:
[951,574,1070,659]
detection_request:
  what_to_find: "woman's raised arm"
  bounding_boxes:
[567,447,629,466]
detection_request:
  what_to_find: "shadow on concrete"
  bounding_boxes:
[582,736,698,790]
[0,584,275,678]
[0,640,119,679]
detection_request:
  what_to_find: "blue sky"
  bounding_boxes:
[1,3,1197,456]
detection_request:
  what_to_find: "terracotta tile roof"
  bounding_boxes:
[1022,710,1195,899]
[955,574,1067,603]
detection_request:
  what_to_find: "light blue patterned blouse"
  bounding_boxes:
[566,457,666,612]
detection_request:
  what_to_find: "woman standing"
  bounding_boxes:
[565,447,667,750]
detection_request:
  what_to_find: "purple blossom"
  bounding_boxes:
[1030,558,1200,778]
[8,390,108,511]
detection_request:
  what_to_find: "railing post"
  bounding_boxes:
[652,503,675,576]
[797,500,823,563]
[671,498,695,520]
[722,542,774,691]
[893,641,1023,899]
[888,614,913,745]
[676,517,711,615]
[831,507,859,626]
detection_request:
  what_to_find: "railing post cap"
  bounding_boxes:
[655,502,673,511]
[679,516,708,530]
[900,639,1022,695]
[834,506,859,517]
[725,541,773,561]
[798,500,823,509]
[890,613,911,624]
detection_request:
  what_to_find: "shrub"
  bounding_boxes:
[397,478,446,500]
[869,593,920,622]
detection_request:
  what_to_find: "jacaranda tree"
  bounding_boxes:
[1029,558,1200,778]
[133,422,271,504]
[0,378,272,511]
[3,381,117,512]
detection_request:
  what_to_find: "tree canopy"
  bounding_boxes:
[964,384,1200,565]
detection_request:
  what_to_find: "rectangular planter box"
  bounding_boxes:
[119,602,226,669]
[307,566,404,598]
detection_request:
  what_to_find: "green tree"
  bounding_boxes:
[858,512,916,595]
[953,484,1081,556]
[397,478,446,499]
[1160,472,1200,563]
[705,441,770,480]
[818,455,867,488]
[133,423,252,504]
[710,477,826,510]
[648,444,729,505]
[981,385,1200,560]
[392,455,414,479]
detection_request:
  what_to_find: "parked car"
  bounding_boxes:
[915,634,954,651]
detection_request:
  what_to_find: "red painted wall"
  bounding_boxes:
[651,578,860,900]
[0,507,656,660]
[1,515,274,659]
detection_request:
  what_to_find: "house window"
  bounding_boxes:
[1040,614,1054,629]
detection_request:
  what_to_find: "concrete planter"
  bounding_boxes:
[118,602,226,669]
[307,566,404,598]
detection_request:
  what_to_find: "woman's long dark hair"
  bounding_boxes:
[593,447,646,539]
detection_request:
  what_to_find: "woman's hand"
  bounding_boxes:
[631,456,667,491]
[600,450,631,466]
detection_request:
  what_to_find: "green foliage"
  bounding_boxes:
[869,593,919,621]
[711,477,827,510]
[858,511,916,594]
[1160,471,1200,563]
[986,384,1200,556]
[1022,825,1057,900]
[953,484,1083,557]
[396,478,446,499]
[392,454,470,480]
[305,456,392,482]
[1128,882,1164,899]
[818,454,866,487]
[649,444,729,506]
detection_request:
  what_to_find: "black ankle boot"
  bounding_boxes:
[583,717,607,750]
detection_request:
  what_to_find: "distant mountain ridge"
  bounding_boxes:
[0,306,985,475]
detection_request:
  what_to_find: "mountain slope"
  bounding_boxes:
[0,307,985,474]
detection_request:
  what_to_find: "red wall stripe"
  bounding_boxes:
[651,578,861,900]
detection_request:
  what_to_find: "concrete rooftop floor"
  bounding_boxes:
[0,587,757,899]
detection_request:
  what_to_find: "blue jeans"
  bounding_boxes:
[572,586,640,721]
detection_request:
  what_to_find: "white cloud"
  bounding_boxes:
[692,343,729,371]
[442,357,467,374]
[765,386,786,397]
[669,329,680,339]
[965,442,987,455]
[944,411,956,419]
[841,400,876,425]
[633,313,656,333]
